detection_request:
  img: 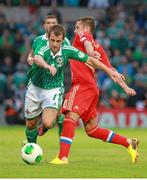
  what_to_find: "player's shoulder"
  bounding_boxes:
[62,45,78,52]
[37,44,50,54]
[63,37,71,45]
[75,31,93,42]
[34,34,46,42]
[78,31,92,38]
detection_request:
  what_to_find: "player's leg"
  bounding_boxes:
[25,117,39,143]
[84,118,139,163]
[42,108,58,129]
[50,111,79,164]
[82,90,133,149]
[38,88,63,135]
[84,118,130,147]
[38,110,64,136]
[57,112,64,136]
[24,82,42,143]
[50,85,94,164]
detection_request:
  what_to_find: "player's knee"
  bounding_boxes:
[66,111,79,121]
[86,128,97,138]
[26,120,37,129]
[43,119,54,129]
[85,122,98,137]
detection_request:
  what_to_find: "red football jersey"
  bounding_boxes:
[70,31,112,86]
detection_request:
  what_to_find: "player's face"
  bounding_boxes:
[49,32,63,54]
[44,18,58,33]
[74,21,85,34]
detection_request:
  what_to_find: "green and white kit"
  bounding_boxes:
[25,44,88,119]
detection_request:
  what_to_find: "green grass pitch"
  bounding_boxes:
[0,126,146,178]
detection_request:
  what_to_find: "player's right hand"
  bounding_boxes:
[46,65,57,76]
[124,87,136,96]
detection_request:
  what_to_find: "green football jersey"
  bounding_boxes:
[32,34,71,52]
[63,37,71,46]
[27,45,88,90]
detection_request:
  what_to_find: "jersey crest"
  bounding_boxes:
[56,56,64,67]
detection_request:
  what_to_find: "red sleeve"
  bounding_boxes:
[98,44,113,68]
[77,31,92,44]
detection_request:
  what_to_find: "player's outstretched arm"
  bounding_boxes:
[86,56,124,83]
[84,40,102,60]
[34,55,57,76]
[27,49,34,66]
[115,76,136,96]
[110,68,136,96]
[87,56,136,96]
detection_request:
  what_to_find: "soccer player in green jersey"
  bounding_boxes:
[27,15,70,136]
[24,24,126,144]
[27,15,70,66]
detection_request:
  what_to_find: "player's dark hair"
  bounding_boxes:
[76,16,96,34]
[48,24,66,39]
[44,15,58,23]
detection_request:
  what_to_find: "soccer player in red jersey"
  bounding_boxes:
[50,17,139,164]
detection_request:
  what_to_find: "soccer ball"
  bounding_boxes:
[21,143,43,164]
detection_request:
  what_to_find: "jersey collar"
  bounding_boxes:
[42,34,48,40]
[50,46,62,58]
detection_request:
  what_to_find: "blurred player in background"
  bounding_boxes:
[27,15,70,137]
[50,17,139,165]
[24,24,125,145]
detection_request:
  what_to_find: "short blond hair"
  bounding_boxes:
[76,16,96,34]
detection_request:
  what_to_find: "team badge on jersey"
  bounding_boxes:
[56,56,64,67]
[78,52,85,58]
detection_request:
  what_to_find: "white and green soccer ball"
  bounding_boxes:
[21,143,43,164]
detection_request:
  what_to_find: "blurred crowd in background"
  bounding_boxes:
[0,0,120,7]
[0,0,147,125]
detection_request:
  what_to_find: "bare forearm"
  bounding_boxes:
[34,55,48,69]
[87,56,110,74]
[116,78,129,91]
[34,55,57,76]
[27,50,34,65]
[114,74,136,96]
[84,41,94,55]
[84,40,101,59]
[87,57,127,84]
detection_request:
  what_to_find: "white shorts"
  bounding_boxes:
[24,81,63,119]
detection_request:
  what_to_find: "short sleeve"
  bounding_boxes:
[63,46,89,63]
[32,37,38,51]
[34,45,46,59]
[77,31,92,43]
[63,37,71,46]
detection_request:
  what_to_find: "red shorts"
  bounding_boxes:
[62,84,99,122]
